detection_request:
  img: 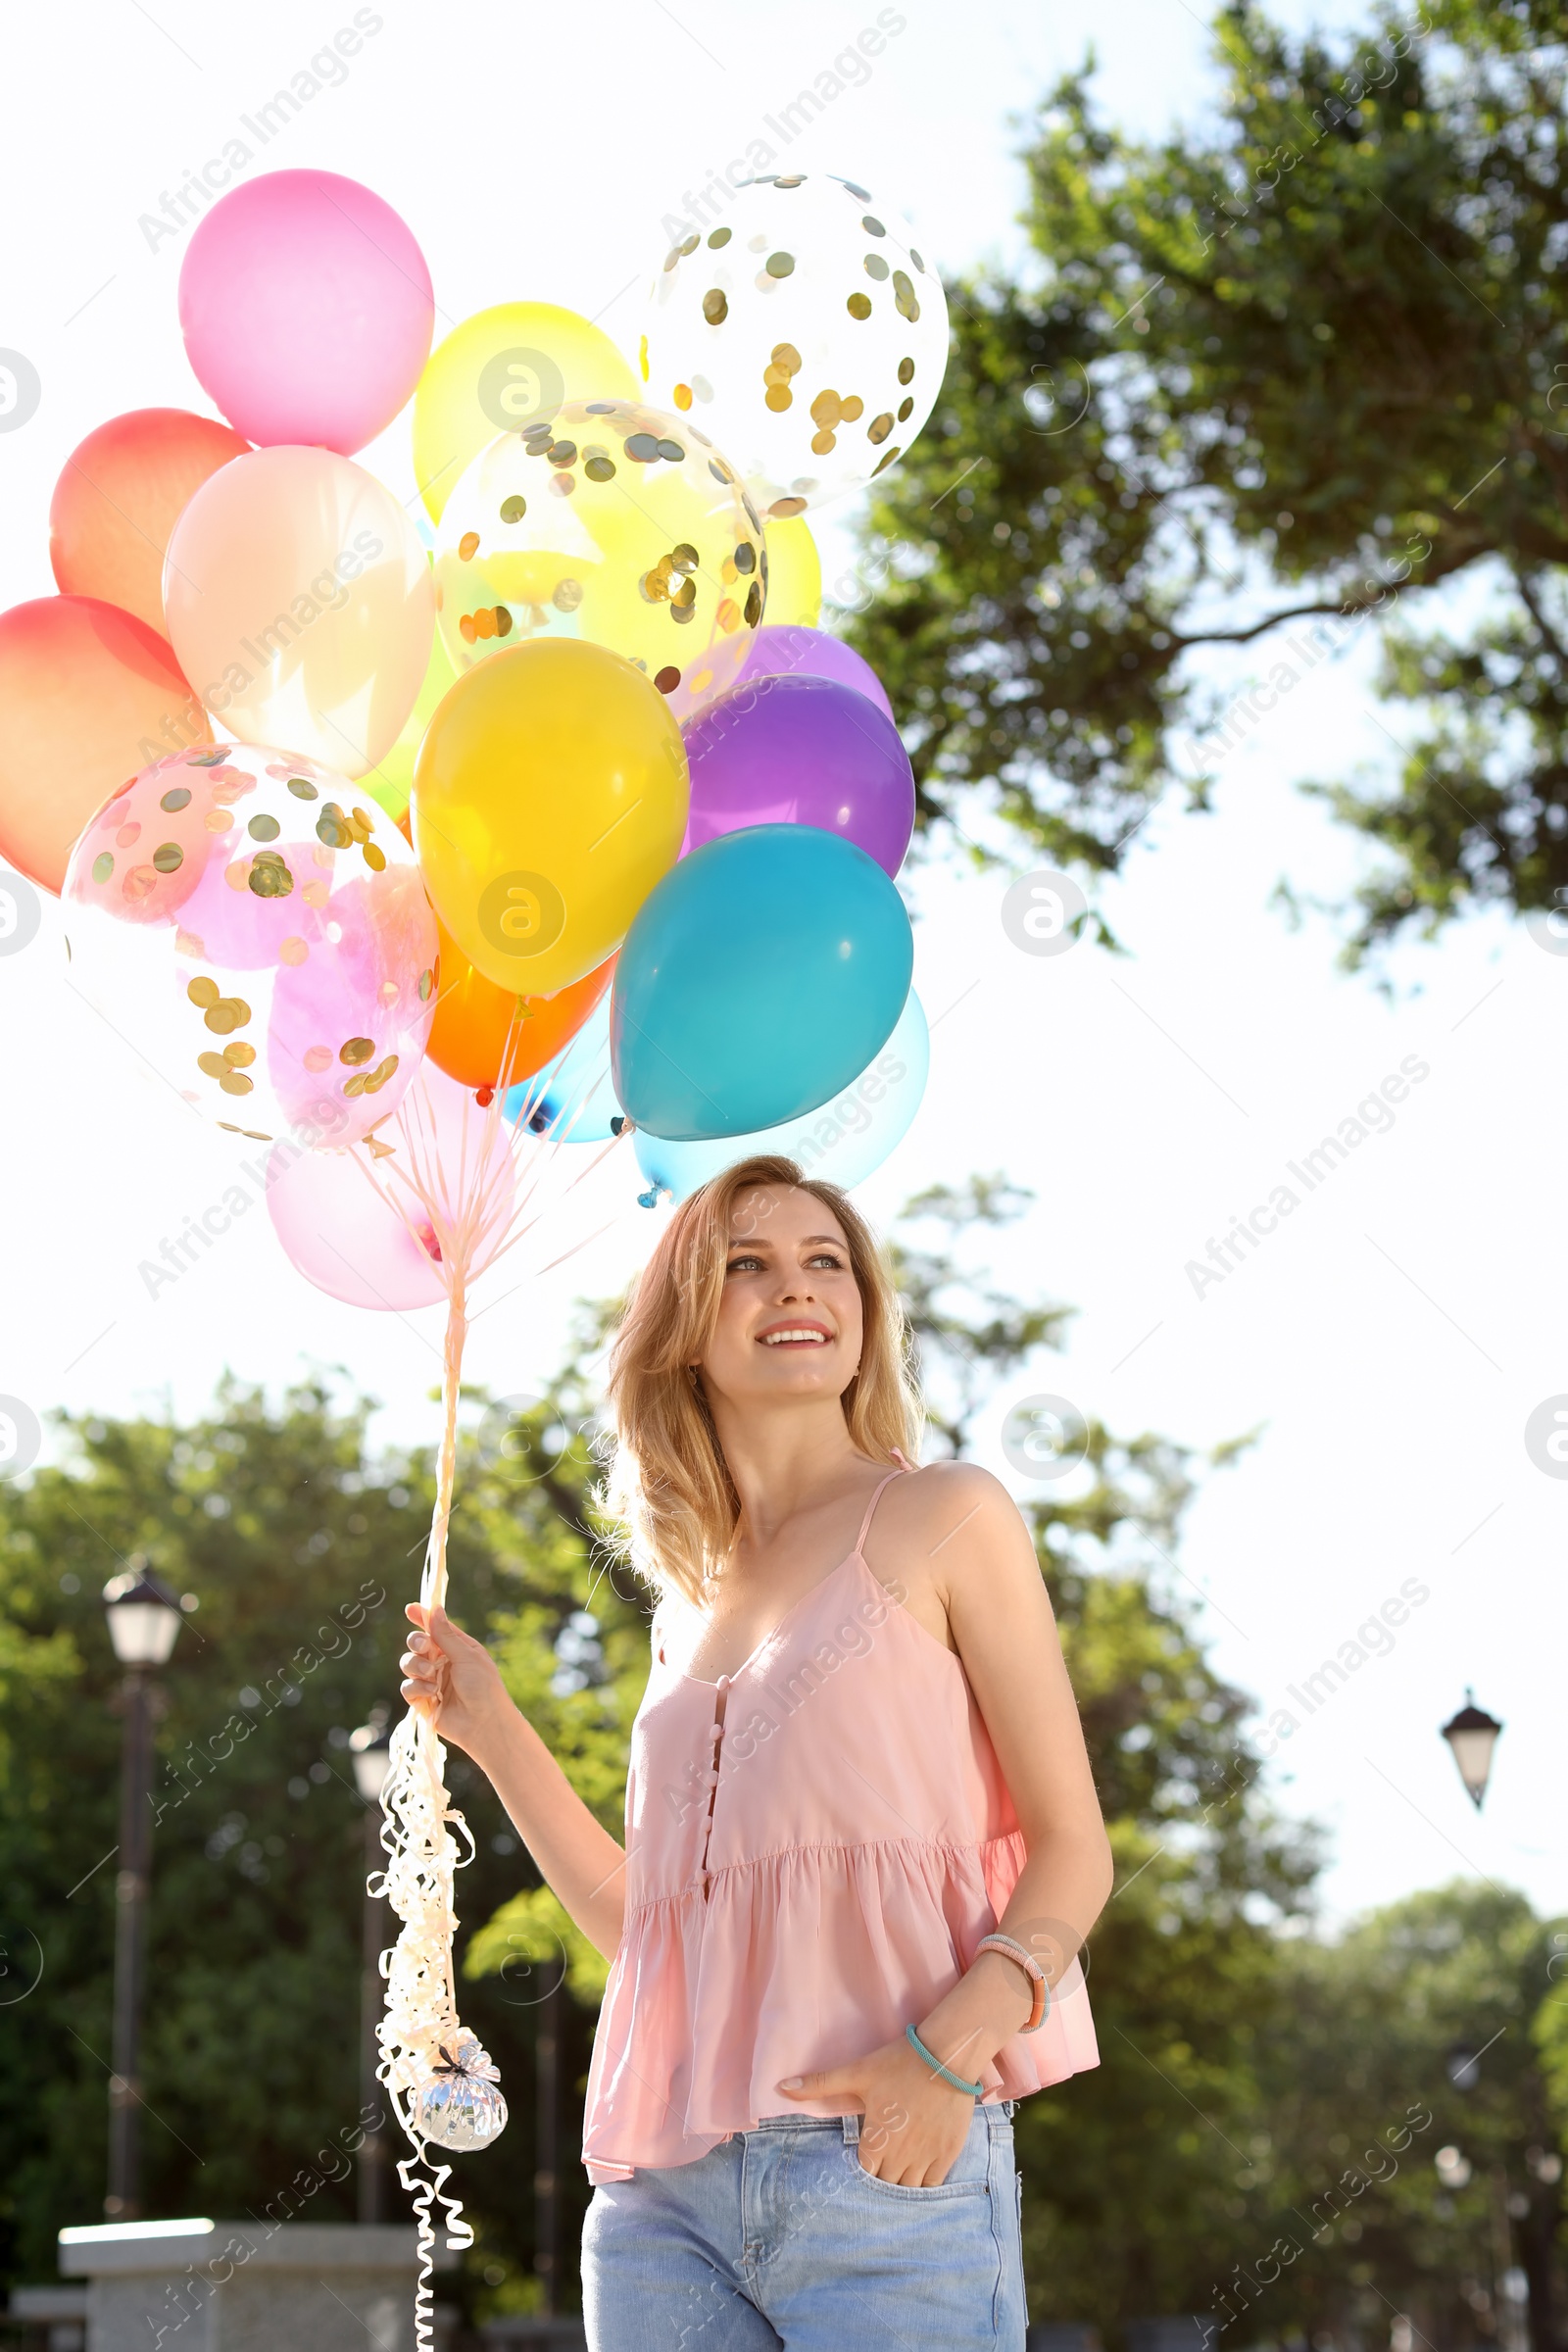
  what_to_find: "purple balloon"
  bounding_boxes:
[735,623,894,720]
[681,673,915,877]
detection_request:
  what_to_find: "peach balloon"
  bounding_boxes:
[162,444,434,780]
[50,409,250,634]
[0,596,210,893]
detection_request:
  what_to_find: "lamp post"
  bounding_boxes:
[349,1714,392,2225]
[102,1564,183,2219]
[1441,1690,1503,1811]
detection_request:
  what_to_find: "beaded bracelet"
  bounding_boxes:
[905,2023,985,2098]
[974,1933,1051,2034]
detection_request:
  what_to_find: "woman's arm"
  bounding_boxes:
[400,1603,627,1960]
[905,1461,1115,2077]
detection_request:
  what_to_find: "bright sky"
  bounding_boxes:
[2,0,1557,1935]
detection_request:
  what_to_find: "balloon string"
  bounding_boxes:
[421,1278,467,1619]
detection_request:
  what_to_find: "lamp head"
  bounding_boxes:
[102,1562,183,1667]
[1441,1689,1503,1811]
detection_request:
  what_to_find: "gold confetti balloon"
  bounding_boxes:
[63,741,437,1148]
[432,400,764,721]
[638,173,950,521]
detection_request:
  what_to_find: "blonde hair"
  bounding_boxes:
[603,1155,922,1603]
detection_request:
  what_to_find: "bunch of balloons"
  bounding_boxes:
[3,162,944,1220]
[4,158,950,2339]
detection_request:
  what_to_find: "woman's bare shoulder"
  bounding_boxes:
[878,1458,1023,1548]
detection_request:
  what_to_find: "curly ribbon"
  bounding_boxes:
[358,1029,630,2333]
[396,2146,472,2352]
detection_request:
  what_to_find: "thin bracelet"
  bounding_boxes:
[975,1933,1052,2034]
[905,2023,984,2098]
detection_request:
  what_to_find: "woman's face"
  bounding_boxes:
[697,1185,865,1412]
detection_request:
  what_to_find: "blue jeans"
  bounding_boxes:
[581,2104,1026,2350]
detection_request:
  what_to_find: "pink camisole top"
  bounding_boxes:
[579,1456,1100,2180]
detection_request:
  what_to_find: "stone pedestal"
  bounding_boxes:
[58,2222,457,2352]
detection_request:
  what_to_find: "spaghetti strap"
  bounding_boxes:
[853,1448,911,1556]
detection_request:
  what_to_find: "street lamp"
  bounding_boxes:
[350,1713,392,2225]
[1442,1690,1503,1811]
[102,1563,184,2218]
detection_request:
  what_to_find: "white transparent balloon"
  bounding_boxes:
[640,173,949,522]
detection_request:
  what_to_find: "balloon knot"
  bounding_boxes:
[474,1086,494,1108]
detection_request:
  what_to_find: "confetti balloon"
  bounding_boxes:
[266,1062,514,1311]
[163,445,435,779]
[640,173,949,520]
[179,171,434,456]
[63,742,437,1149]
[413,638,688,998]
[50,409,251,635]
[414,302,638,525]
[0,596,210,894]
[432,399,764,721]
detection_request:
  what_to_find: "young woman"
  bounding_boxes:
[401,1153,1112,2350]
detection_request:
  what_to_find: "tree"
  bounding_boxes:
[0,1378,620,2315]
[848,0,1568,961]
[1247,1885,1568,2352]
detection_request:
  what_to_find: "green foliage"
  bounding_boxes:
[1247,1885,1568,2350]
[0,1379,610,2306]
[849,0,1568,959]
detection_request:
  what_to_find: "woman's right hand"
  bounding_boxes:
[399,1602,514,1763]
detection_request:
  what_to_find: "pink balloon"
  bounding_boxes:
[266,1063,514,1310]
[178,171,434,455]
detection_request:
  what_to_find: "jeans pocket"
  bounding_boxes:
[851,2158,989,2199]
[847,2118,991,2200]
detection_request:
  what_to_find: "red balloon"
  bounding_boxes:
[50,408,250,636]
[0,598,211,893]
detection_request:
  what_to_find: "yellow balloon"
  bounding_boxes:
[362,616,458,823]
[433,399,764,723]
[414,304,637,525]
[761,514,821,627]
[412,638,688,997]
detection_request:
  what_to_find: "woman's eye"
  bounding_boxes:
[726,1255,762,1275]
[808,1252,845,1269]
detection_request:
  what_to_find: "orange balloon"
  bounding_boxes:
[396,811,612,1087]
[50,408,250,635]
[0,597,211,893]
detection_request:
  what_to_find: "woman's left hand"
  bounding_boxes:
[777,2034,978,2186]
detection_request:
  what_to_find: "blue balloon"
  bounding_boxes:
[503,992,622,1141]
[612,825,913,1142]
[635,989,929,1201]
